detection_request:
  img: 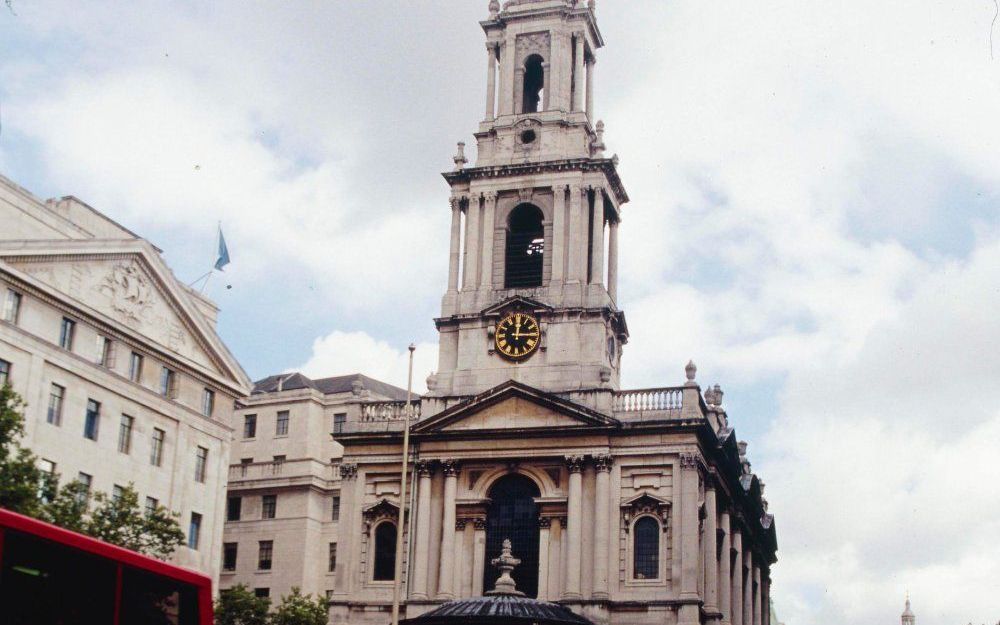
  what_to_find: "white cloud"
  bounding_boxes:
[297,330,438,394]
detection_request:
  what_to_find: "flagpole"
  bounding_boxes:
[391,344,416,625]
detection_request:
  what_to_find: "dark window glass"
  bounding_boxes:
[120,566,200,625]
[0,359,9,387]
[243,414,257,438]
[331,496,340,522]
[188,512,202,550]
[482,474,540,597]
[223,543,238,571]
[47,384,65,425]
[633,516,660,579]
[328,542,337,572]
[504,204,545,288]
[145,497,158,517]
[227,496,242,521]
[96,336,113,367]
[201,389,215,417]
[258,541,273,570]
[112,485,124,503]
[59,318,75,350]
[262,495,277,519]
[83,399,100,441]
[521,54,544,113]
[373,522,396,581]
[150,428,165,466]
[3,289,22,323]
[333,412,346,434]
[159,367,175,397]
[276,410,289,436]
[194,446,208,483]
[254,588,270,598]
[129,352,143,382]
[118,414,133,454]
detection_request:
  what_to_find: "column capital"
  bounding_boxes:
[538,516,552,529]
[466,193,480,205]
[473,518,487,531]
[339,463,358,480]
[455,519,468,530]
[450,196,462,211]
[564,454,585,473]
[442,459,461,477]
[484,190,498,204]
[416,460,435,478]
[593,453,614,472]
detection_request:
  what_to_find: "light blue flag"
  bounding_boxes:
[214,226,230,271]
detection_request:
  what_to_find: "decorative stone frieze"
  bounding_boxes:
[564,455,585,473]
[593,453,614,472]
[339,463,358,480]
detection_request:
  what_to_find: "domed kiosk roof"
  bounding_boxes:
[401,540,594,625]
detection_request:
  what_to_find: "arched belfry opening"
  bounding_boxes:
[522,54,544,113]
[483,474,540,598]
[504,203,545,289]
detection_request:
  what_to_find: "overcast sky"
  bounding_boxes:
[2,1,999,623]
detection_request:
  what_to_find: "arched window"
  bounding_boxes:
[483,474,541,597]
[373,521,397,581]
[504,204,544,288]
[522,55,545,113]
[633,516,659,579]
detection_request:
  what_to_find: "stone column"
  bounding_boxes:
[563,455,584,599]
[542,61,551,110]
[585,56,595,119]
[704,485,720,623]
[551,185,566,283]
[589,187,605,285]
[453,519,467,599]
[761,572,770,625]
[437,461,460,599]
[537,517,551,600]
[480,192,496,289]
[462,195,480,292]
[731,529,743,625]
[514,66,525,115]
[549,517,563,598]
[447,198,462,292]
[573,33,585,111]
[754,566,762,625]
[500,38,514,116]
[592,454,613,599]
[472,518,487,597]
[607,217,619,301]
[566,186,584,283]
[678,453,702,625]
[485,43,497,120]
[410,461,434,599]
[743,549,753,625]
[719,512,732,625]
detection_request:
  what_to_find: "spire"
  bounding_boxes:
[486,539,525,596]
[901,594,915,625]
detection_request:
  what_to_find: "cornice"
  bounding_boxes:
[443,157,628,205]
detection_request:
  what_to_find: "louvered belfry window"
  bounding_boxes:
[504,204,545,288]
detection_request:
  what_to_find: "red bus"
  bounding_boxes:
[0,507,212,625]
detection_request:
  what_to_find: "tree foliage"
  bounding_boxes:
[0,385,184,559]
[215,584,271,625]
[271,587,328,625]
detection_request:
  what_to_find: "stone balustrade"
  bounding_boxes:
[360,400,421,422]
[612,386,685,417]
[228,458,335,482]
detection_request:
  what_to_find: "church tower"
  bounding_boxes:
[901,596,915,625]
[428,0,629,408]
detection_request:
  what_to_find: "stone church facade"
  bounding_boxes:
[325,3,778,625]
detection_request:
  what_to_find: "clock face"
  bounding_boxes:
[494,312,541,361]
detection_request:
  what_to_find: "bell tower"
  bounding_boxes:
[428,0,628,409]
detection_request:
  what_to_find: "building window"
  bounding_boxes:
[77,472,92,503]
[150,428,165,466]
[118,414,134,454]
[59,317,76,350]
[145,496,158,517]
[257,540,273,570]
[243,414,257,438]
[240,457,252,476]
[194,446,208,483]
[47,383,65,425]
[275,410,289,436]
[39,459,56,501]
[39,459,56,476]
[112,484,125,503]
[254,588,270,599]
[328,542,337,572]
[333,412,346,434]
[3,289,22,324]
[504,203,545,288]
[373,522,397,581]
[271,455,285,474]
[262,495,277,519]
[331,496,340,522]
[159,366,176,398]
[0,359,9,387]
[227,496,242,521]
[83,399,100,441]
[95,336,113,367]
[201,388,215,417]
[188,512,202,550]
[223,543,238,571]
[128,352,144,383]
[633,516,660,580]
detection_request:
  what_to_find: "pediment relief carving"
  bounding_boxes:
[621,492,671,532]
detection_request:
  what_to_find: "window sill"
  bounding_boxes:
[274,435,289,439]
[221,570,236,575]
[255,569,272,574]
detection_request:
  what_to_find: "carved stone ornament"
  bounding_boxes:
[416,460,435,478]
[593,453,614,473]
[362,498,400,533]
[685,360,697,383]
[339,463,358,480]
[456,519,468,530]
[515,31,551,62]
[564,455,585,474]
[621,493,671,533]
[98,261,154,326]
[517,187,533,202]
[538,517,552,529]
[474,518,488,531]
[679,452,700,469]
[442,459,461,477]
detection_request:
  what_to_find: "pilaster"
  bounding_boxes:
[563,455,584,599]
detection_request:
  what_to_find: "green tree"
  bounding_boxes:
[0,384,51,518]
[214,584,271,625]
[271,587,328,625]
[41,479,90,533]
[87,483,185,559]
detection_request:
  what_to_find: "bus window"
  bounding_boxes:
[121,567,200,625]
[1,529,117,625]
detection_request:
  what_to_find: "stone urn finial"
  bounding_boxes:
[488,0,500,18]
[592,119,606,156]
[486,539,525,596]
[453,141,468,171]
[684,360,697,385]
[713,384,723,406]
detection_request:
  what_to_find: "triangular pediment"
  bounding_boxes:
[481,295,553,316]
[0,240,249,392]
[413,380,619,435]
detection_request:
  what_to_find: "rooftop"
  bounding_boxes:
[252,372,413,401]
